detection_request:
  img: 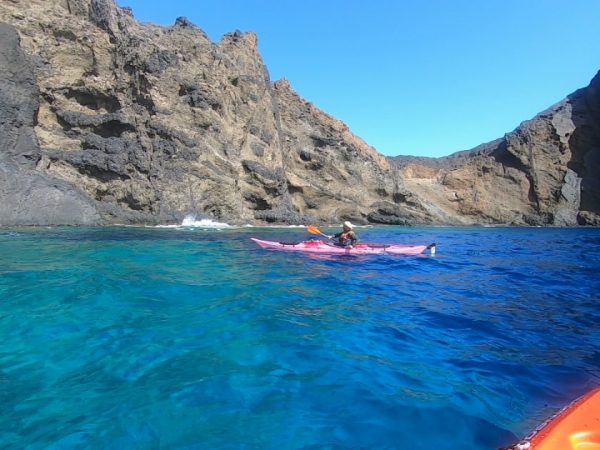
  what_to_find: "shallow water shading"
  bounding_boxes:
[1,226,599,449]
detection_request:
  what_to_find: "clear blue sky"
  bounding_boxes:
[117,0,600,157]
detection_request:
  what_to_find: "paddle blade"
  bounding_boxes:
[307,224,322,235]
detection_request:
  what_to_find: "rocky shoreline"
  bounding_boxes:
[1,0,599,227]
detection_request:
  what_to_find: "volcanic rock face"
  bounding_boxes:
[0,0,416,226]
[0,22,100,226]
[0,0,598,226]
[390,72,600,226]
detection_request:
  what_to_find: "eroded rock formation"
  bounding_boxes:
[0,0,598,226]
[391,72,600,226]
[0,22,100,226]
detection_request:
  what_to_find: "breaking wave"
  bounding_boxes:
[155,214,231,229]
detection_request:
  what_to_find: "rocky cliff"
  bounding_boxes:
[0,0,598,226]
[391,71,600,226]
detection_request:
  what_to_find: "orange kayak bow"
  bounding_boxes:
[505,387,600,450]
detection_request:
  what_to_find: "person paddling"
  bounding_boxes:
[330,221,359,247]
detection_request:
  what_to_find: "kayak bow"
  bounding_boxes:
[251,238,436,256]
[504,386,600,450]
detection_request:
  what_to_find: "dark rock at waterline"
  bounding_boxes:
[0,23,101,226]
[0,160,101,226]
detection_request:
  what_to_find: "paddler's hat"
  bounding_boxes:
[343,221,354,229]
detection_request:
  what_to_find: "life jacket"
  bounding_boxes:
[336,231,355,247]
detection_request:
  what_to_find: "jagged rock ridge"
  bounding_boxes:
[390,72,600,226]
[0,0,598,226]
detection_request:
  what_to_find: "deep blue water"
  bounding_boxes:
[1,226,599,449]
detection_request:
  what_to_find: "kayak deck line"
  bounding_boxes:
[251,238,436,256]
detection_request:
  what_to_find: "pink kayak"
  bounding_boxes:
[251,238,436,256]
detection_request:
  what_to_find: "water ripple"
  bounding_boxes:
[0,226,599,448]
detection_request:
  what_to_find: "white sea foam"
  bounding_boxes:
[180,215,231,228]
[152,217,316,229]
[153,214,231,229]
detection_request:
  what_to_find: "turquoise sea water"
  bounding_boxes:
[1,226,599,449]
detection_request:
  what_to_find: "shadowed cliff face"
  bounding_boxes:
[0,22,100,226]
[0,0,598,226]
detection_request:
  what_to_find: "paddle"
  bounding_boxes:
[307,224,331,240]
